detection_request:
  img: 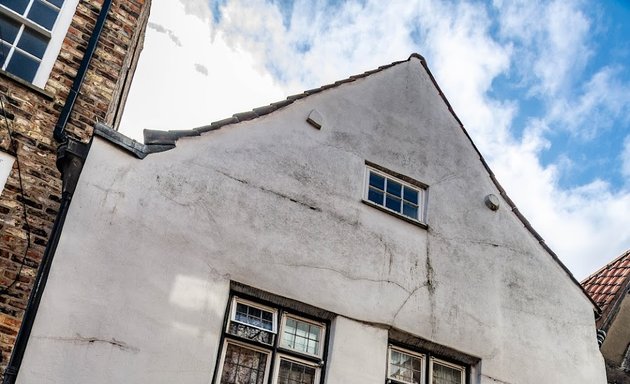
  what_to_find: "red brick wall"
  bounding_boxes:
[0,0,150,372]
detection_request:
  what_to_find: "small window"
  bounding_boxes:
[388,346,425,384]
[217,341,270,384]
[232,298,276,332]
[0,0,78,85]
[280,314,325,357]
[387,346,466,384]
[215,293,328,384]
[228,297,277,346]
[364,164,427,224]
[274,355,320,384]
[429,357,465,384]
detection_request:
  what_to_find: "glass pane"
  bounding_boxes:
[220,343,267,384]
[386,180,402,197]
[296,321,308,337]
[47,0,63,7]
[306,341,316,355]
[403,202,418,219]
[0,42,11,66]
[369,171,384,190]
[17,27,47,57]
[6,49,39,81]
[27,0,59,30]
[278,359,316,384]
[403,186,418,204]
[386,195,401,212]
[285,318,296,333]
[0,14,21,43]
[0,0,29,14]
[432,362,462,384]
[368,188,383,205]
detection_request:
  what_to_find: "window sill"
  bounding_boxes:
[0,70,54,100]
[362,199,428,230]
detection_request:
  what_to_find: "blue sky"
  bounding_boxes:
[120,0,630,279]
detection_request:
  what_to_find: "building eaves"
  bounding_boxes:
[94,52,599,312]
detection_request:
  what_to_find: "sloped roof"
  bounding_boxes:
[95,53,600,312]
[581,249,630,327]
[95,55,415,158]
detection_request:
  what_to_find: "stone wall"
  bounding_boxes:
[0,0,150,372]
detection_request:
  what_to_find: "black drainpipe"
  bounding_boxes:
[3,1,112,382]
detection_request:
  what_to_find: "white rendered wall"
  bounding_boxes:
[18,57,605,383]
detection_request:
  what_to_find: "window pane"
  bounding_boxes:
[278,359,316,384]
[6,49,39,81]
[385,195,401,212]
[369,171,385,190]
[403,186,418,204]
[389,350,422,384]
[0,14,21,43]
[233,302,274,331]
[220,343,267,384]
[0,0,29,14]
[402,202,418,219]
[368,187,384,205]
[309,325,320,341]
[386,180,402,197]
[47,0,63,7]
[296,321,308,337]
[17,27,47,58]
[431,362,462,384]
[27,0,59,30]
[0,42,10,66]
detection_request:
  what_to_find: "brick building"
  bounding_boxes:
[0,0,150,379]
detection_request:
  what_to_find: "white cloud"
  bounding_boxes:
[119,0,630,279]
[493,0,592,97]
[548,67,630,140]
[119,0,287,142]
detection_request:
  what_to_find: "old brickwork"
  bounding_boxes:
[0,0,150,373]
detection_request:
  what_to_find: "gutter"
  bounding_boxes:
[2,1,112,382]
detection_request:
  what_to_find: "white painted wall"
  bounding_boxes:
[18,57,606,383]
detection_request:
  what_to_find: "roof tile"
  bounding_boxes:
[581,249,630,313]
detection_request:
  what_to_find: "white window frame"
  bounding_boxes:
[279,313,326,358]
[230,296,278,333]
[215,339,272,384]
[428,357,465,384]
[272,353,321,384]
[0,0,80,87]
[363,165,428,225]
[387,345,426,384]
